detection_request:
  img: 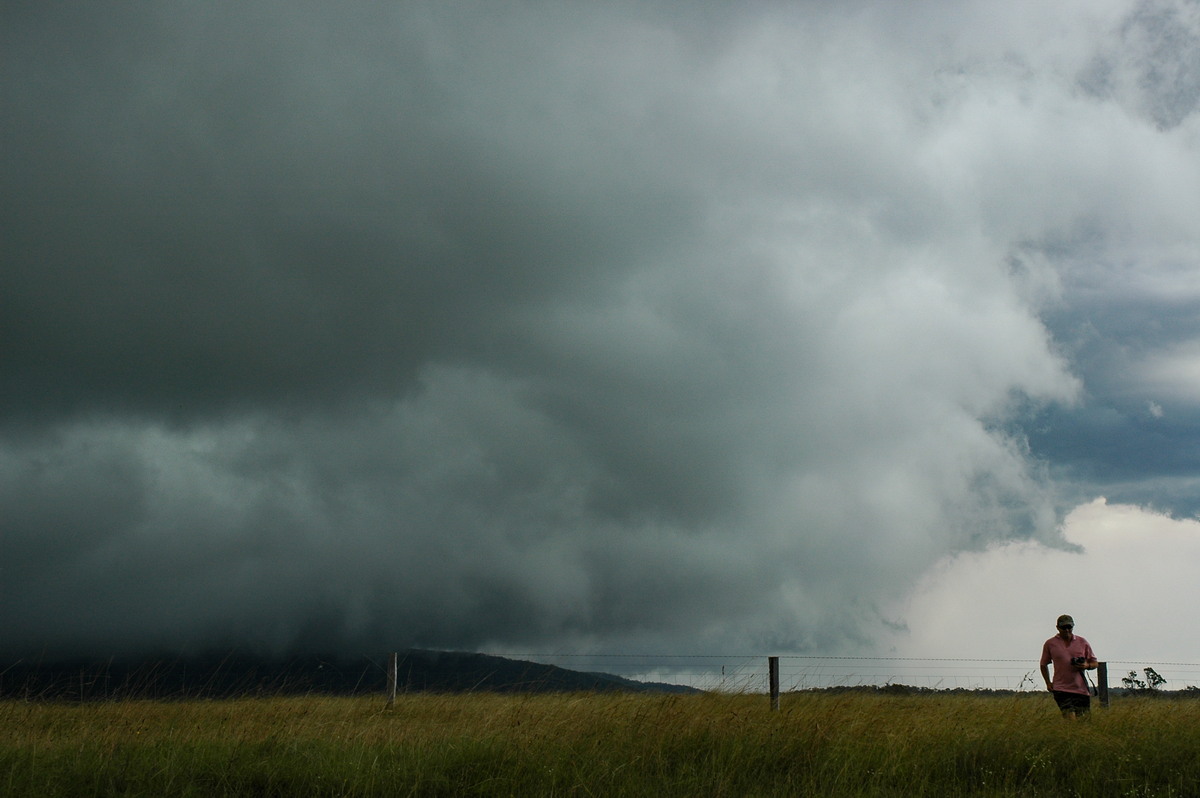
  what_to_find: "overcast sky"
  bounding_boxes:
[3,1,1199,674]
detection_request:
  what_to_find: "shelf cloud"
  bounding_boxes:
[3,1,1198,661]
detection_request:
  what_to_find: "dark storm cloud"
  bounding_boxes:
[2,1,1196,661]
[2,2,699,419]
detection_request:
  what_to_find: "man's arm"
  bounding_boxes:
[1039,645,1053,691]
[1083,642,1098,670]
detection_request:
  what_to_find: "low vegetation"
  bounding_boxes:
[4,690,1199,796]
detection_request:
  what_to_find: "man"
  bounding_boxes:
[1040,614,1098,718]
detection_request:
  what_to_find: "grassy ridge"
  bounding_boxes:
[4,692,1199,796]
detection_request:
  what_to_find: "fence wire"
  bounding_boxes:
[507,653,1200,693]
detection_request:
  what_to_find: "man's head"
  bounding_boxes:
[1056,614,1074,639]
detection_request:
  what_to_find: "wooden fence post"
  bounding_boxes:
[386,652,397,709]
[769,656,780,711]
[1097,661,1109,708]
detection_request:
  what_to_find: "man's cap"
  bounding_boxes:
[1057,614,1074,627]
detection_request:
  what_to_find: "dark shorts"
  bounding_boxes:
[1053,690,1091,714]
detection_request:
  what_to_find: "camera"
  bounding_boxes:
[1071,656,1086,667]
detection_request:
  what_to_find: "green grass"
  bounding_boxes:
[4,691,1199,796]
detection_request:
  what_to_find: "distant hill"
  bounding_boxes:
[0,649,698,700]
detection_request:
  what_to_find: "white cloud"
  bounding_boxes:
[890,498,1200,686]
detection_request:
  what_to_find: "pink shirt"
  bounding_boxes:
[1041,634,1096,695]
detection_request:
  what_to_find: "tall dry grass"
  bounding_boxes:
[3,691,1198,796]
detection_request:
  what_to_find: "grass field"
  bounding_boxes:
[4,691,1199,796]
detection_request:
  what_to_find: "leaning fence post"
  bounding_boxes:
[1097,661,1109,708]
[769,656,780,711]
[386,652,398,709]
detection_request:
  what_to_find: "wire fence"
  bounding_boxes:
[507,654,1200,693]
[8,651,1199,701]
